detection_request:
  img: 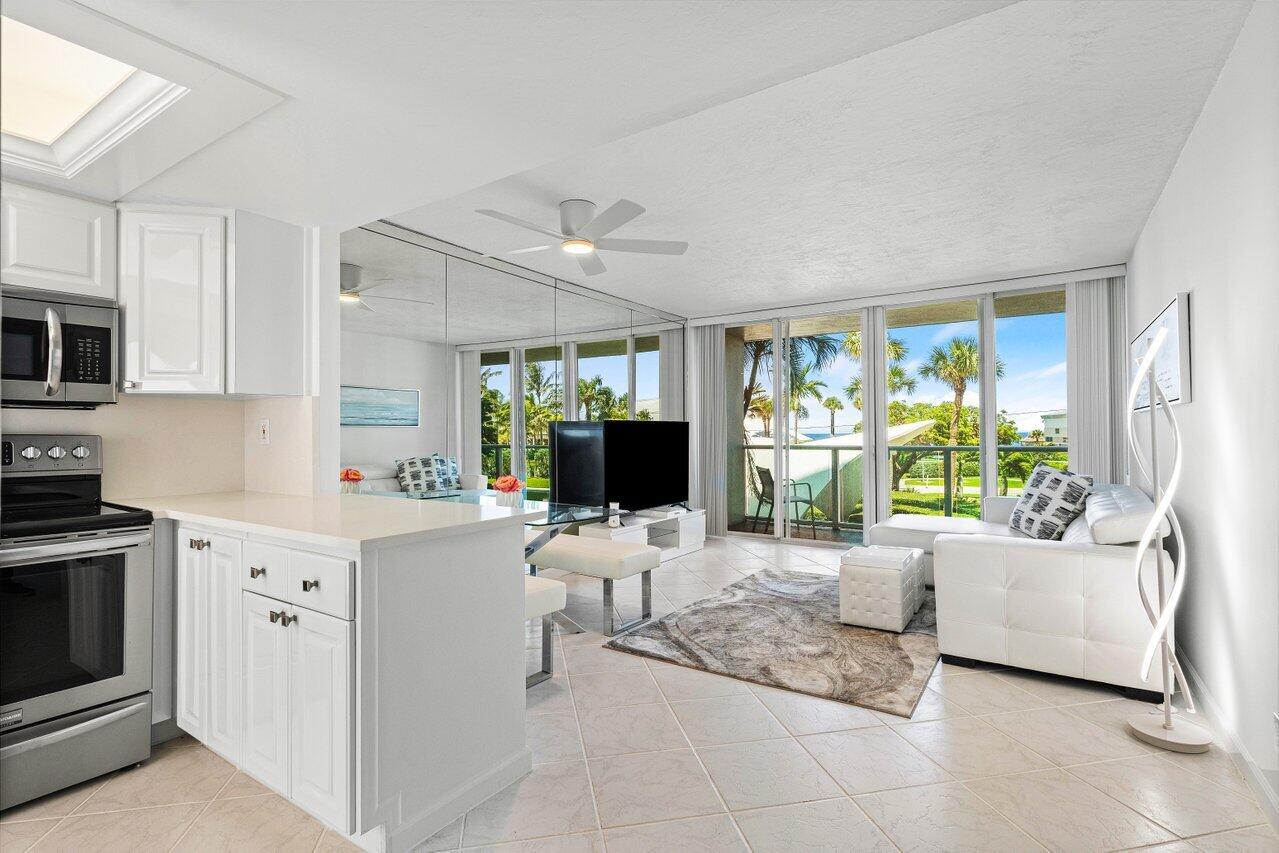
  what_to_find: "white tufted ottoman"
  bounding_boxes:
[838,545,925,632]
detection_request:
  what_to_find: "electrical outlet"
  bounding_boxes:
[258,418,271,445]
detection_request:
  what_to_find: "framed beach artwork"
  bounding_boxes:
[340,385,420,426]
[1130,292,1191,410]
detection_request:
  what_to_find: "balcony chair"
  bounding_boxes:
[750,465,818,538]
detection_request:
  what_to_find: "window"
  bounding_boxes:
[634,335,660,420]
[885,299,984,518]
[995,289,1068,496]
[726,322,777,535]
[479,351,511,484]
[576,339,628,420]
[523,345,562,497]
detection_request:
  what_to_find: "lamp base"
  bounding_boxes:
[1127,712,1212,753]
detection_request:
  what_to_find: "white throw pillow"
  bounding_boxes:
[1009,462,1093,541]
[1085,483,1170,545]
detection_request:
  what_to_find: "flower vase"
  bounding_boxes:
[495,490,521,507]
[340,481,362,495]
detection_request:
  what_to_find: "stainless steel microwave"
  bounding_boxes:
[1,288,117,408]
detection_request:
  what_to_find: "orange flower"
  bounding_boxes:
[339,468,364,482]
[493,475,522,493]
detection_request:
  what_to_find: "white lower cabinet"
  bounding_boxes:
[174,523,354,834]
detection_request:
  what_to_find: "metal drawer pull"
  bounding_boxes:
[189,538,210,550]
[301,579,320,592]
[249,566,267,579]
[280,612,298,627]
[269,610,282,623]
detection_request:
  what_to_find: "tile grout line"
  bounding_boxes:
[165,764,238,852]
[561,637,607,852]
[647,659,756,853]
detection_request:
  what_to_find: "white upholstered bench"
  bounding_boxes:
[525,575,566,687]
[838,545,925,632]
[524,531,660,635]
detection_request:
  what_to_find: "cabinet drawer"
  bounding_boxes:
[242,543,290,601]
[288,551,353,620]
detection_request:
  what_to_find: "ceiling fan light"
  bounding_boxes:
[561,238,594,255]
[338,291,362,303]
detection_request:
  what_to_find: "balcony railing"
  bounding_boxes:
[734,443,1068,535]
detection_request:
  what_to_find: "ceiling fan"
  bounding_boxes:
[338,262,435,311]
[476,198,688,276]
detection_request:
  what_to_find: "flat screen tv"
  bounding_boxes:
[549,420,689,511]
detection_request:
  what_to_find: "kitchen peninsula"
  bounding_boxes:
[127,490,543,853]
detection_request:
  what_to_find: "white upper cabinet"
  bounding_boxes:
[0,183,117,299]
[119,209,225,394]
[118,204,304,396]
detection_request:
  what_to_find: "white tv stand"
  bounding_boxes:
[576,507,705,563]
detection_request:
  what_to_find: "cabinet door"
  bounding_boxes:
[206,536,243,761]
[118,209,224,393]
[289,607,353,832]
[175,528,209,742]
[241,591,290,793]
[0,183,116,299]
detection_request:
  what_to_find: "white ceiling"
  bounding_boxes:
[76,0,1011,229]
[72,0,1249,321]
[389,1,1251,318]
[339,227,661,344]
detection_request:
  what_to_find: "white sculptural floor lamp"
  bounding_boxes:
[1126,326,1212,753]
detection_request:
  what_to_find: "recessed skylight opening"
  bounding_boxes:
[1,17,136,146]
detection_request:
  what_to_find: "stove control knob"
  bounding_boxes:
[47,445,66,460]
[20,445,40,460]
[71,445,91,460]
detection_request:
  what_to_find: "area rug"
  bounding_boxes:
[604,568,938,717]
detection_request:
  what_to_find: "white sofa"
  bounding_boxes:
[870,484,1169,693]
[344,463,486,493]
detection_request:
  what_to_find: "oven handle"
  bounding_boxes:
[44,307,63,397]
[0,532,151,566]
[0,701,148,759]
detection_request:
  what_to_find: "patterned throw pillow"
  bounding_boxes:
[431,455,461,489]
[395,457,441,492]
[1009,462,1093,541]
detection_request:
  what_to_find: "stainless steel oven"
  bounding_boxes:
[1,288,117,408]
[0,434,153,809]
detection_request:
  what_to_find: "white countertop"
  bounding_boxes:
[124,490,544,550]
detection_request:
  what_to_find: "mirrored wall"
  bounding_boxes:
[337,221,684,495]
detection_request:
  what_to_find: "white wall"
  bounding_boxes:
[340,329,452,468]
[1126,0,1278,817]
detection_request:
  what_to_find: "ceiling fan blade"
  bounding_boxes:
[593,237,688,255]
[504,245,552,255]
[360,294,436,305]
[358,299,375,312]
[577,199,644,240]
[575,252,607,276]
[476,209,564,240]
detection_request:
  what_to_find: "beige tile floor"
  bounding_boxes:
[2,535,1274,852]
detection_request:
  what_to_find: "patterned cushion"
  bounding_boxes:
[431,454,461,489]
[1009,462,1093,541]
[395,457,442,492]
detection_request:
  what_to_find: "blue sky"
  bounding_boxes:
[789,312,1067,434]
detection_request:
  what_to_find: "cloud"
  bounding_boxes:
[1010,361,1067,381]
[929,322,975,345]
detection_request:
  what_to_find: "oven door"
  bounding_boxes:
[1,298,63,404]
[0,529,152,731]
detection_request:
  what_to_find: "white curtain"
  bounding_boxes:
[510,348,527,481]
[658,327,685,420]
[1067,276,1127,482]
[457,350,482,475]
[687,325,727,535]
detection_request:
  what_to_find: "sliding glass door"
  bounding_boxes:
[726,322,780,536]
[479,350,512,485]
[883,299,985,519]
[781,313,866,543]
[523,344,562,498]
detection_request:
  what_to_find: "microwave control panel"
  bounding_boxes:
[63,325,112,385]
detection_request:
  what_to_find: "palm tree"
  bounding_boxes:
[1028,428,1045,444]
[789,364,827,442]
[843,365,918,410]
[742,335,837,418]
[577,376,606,420]
[747,389,773,437]
[842,331,907,363]
[919,336,1004,497]
[821,396,844,437]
